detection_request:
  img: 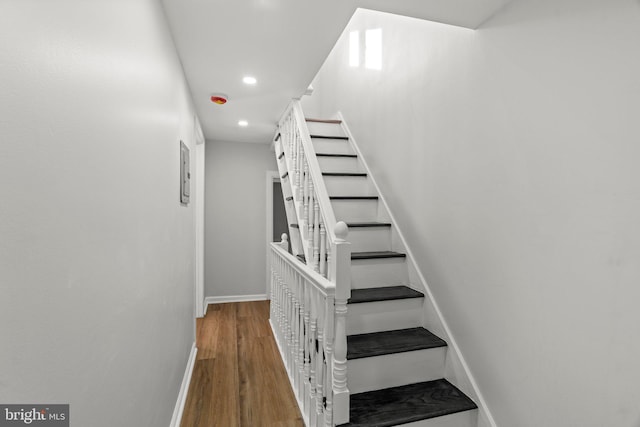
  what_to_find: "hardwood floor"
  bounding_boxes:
[180,301,304,427]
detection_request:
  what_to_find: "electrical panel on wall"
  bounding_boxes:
[180,141,190,205]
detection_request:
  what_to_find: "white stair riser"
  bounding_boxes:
[306,122,346,137]
[392,409,478,427]
[332,200,378,223]
[312,138,354,155]
[324,176,375,197]
[317,156,361,173]
[347,298,422,335]
[347,227,391,252]
[351,258,409,289]
[348,347,447,394]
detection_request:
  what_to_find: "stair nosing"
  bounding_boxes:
[305,118,342,124]
[338,379,477,427]
[348,286,424,304]
[347,327,447,360]
[310,134,349,140]
[330,196,378,200]
[345,222,391,228]
[322,172,367,177]
[351,251,406,260]
[316,153,357,158]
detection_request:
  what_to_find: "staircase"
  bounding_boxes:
[270,102,480,427]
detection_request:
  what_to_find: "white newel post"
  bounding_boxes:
[279,233,288,251]
[331,221,351,425]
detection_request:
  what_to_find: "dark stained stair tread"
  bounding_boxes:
[306,118,342,124]
[348,286,424,304]
[337,379,477,427]
[347,327,446,360]
[278,152,285,159]
[351,251,406,260]
[285,196,293,201]
[310,134,349,140]
[281,171,288,179]
[290,223,299,229]
[322,172,367,177]
[330,196,378,200]
[346,222,391,228]
[316,153,357,158]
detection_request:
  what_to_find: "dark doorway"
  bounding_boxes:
[273,181,289,252]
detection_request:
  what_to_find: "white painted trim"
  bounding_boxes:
[266,170,280,297]
[337,111,498,427]
[194,116,205,318]
[204,294,268,307]
[169,342,198,427]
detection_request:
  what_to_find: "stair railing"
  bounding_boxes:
[270,99,351,426]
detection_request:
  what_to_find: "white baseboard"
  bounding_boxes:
[169,342,198,427]
[204,294,268,308]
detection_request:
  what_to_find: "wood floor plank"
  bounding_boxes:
[180,359,215,427]
[181,301,302,427]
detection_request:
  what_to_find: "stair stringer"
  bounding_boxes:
[336,111,498,427]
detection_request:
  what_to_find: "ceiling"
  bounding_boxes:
[162,0,510,144]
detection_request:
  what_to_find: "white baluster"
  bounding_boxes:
[324,295,335,427]
[292,274,301,393]
[303,283,312,418]
[319,223,327,278]
[313,198,320,272]
[308,288,318,427]
[297,133,303,201]
[298,276,306,399]
[303,159,309,238]
[308,181,315,267]
[315,294,325,424]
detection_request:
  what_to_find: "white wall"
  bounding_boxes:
[303,2,640,426]
[0,1,199,426]
[205,140,277,299]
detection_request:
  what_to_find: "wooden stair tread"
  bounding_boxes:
[337,379,477,427]
[330,196,378,200]
[285,196,293,202]
[347,327,446,360]
[316,153,357,158]
[351,251,406,260]
[346,222,391,228]
[290,224,299,229]
[305,118,342,124]
[322,172,367,177]
[348,286,423,304]
[310,134,349,140]
[278,152,285,160]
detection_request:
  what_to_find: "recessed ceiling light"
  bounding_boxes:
[238,120,249,127]
[243,76,257,85]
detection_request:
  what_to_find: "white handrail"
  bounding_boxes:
[291,101,339,243]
